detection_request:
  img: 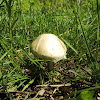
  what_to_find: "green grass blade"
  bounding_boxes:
[0,50,10,61]
[77,12,96,71]
[12,48,26,65]
[22,79,35,92]
[96,0,100,64]
[68,69,86,78]
[24,92,29,100]
[22,48,37,65]
[61,37,78,54]
[0,69,2,79]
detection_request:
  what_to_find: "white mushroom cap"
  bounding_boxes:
[31,34,67,62]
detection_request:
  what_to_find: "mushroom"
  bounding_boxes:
[31,33,67,71]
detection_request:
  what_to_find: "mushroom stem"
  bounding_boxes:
[48,61,54,71]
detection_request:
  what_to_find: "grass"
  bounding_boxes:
[0,0,100,99]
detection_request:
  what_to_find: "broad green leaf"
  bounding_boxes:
[77,90,95,100]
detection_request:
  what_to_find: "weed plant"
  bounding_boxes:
[0,0,100,99]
